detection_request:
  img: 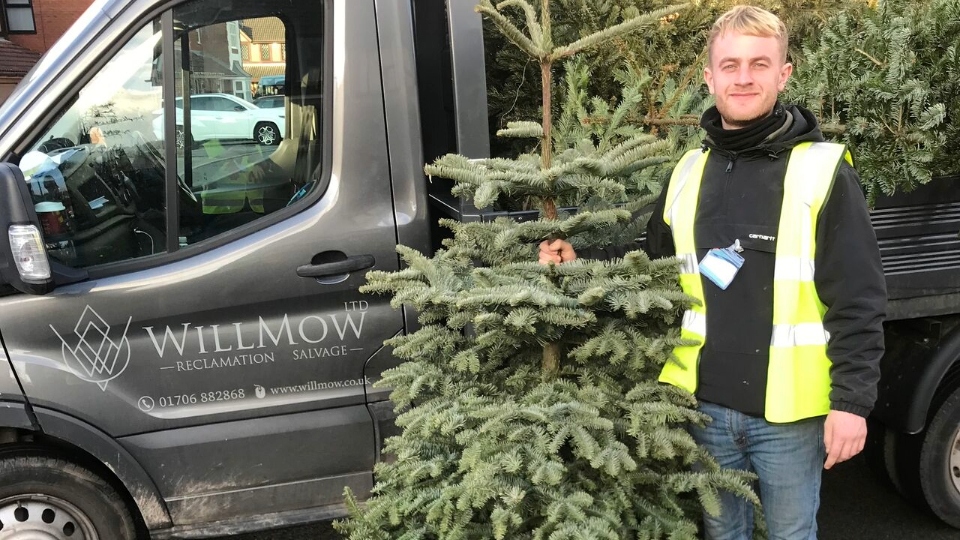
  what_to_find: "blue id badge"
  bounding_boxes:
[699,240,744,290]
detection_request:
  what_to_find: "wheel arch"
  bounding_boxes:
[876,318,960,434]
[0,405,172,532]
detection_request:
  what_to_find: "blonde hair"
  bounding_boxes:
[707,6,788,63]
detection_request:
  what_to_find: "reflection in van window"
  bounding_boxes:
[25,1,325,269]
[26,22,170,267]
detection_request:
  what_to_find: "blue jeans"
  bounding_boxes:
[689,401,826,540]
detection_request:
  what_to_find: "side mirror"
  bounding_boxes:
[0,162,56,295]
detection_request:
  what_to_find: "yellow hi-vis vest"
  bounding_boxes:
[658,141,853,423]
[200,142,266,215]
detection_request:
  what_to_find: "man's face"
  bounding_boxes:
[704,32,792,130]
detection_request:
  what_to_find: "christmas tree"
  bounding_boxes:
[485,0,856,159]
[787,0,960,202]
[335,1,757,538]
[487,0,960,201]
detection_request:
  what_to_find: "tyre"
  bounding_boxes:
[254,122,280,146]
[883,425,927,510]
[0,455,137,539]
[920,385,960,528]
[863,417,895,489]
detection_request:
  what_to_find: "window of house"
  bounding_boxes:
[241,44,249,60]
[23,3,324,270]
[259,43,270,61]
[5,0,36,33]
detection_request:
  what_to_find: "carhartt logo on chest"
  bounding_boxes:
[749,233,776,242]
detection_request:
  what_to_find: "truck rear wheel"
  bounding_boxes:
[920,385,960,528]
[879,425,924,505]
[863,417,895,489]
[0,455,137,539]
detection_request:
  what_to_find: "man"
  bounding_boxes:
[539,6,885,539]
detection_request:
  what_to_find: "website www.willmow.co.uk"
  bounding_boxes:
[264,377,373,396]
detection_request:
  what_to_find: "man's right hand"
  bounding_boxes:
[539,239,577,265]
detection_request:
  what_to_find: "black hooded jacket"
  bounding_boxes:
[593,103,886,419]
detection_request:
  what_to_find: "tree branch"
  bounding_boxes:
[855,47,885,67]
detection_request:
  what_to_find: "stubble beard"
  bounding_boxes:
[718,106,773,129]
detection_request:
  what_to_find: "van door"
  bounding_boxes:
[0,0,401,526]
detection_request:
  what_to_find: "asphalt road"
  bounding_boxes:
[229,452,957,540]
[817,453,955,540]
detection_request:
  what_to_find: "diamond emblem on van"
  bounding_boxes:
[50,306,133,391]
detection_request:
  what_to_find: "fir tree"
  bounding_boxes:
[335,2,758,539]
[787,0,960,202]
[488,0,960,202]
[485,0,857,160]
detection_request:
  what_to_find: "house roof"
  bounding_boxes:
[241,17,285,43]
[0,39,41,77]
[244,64,285,82]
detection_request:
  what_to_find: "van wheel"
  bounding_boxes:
[920,385,960,528]
[255,122,279,146]
[0,455,137,539]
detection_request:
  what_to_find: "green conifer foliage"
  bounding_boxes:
[787,0,960,202]
[335,2,757,538]
[486,0,854,160]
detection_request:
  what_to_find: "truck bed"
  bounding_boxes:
[874,175,960,320]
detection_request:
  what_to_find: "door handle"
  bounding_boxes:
[296,254,375,278]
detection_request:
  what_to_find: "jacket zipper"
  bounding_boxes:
[723,150,738,173]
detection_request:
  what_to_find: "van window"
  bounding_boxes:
[23,21,168,267]
[24,0,325,269]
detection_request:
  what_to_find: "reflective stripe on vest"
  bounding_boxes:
[658,142,852,423]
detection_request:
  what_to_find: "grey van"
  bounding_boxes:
[0,0,488,537]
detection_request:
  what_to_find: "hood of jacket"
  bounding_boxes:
[700,102,824,159]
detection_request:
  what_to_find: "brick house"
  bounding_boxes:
[241,17,286,97]
[1,4,286,105]
[184,21,253,101]
[0,0,94,101]
[0,38,39,101]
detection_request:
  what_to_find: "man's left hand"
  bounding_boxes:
[823,410,867,470]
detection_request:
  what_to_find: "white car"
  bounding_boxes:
[253,95,285,109]
[152,93,285,148]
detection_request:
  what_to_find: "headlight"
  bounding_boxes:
[9,224,51,283]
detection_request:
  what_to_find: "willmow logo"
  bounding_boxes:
[50,306,133,391]
[144,308,367,373]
